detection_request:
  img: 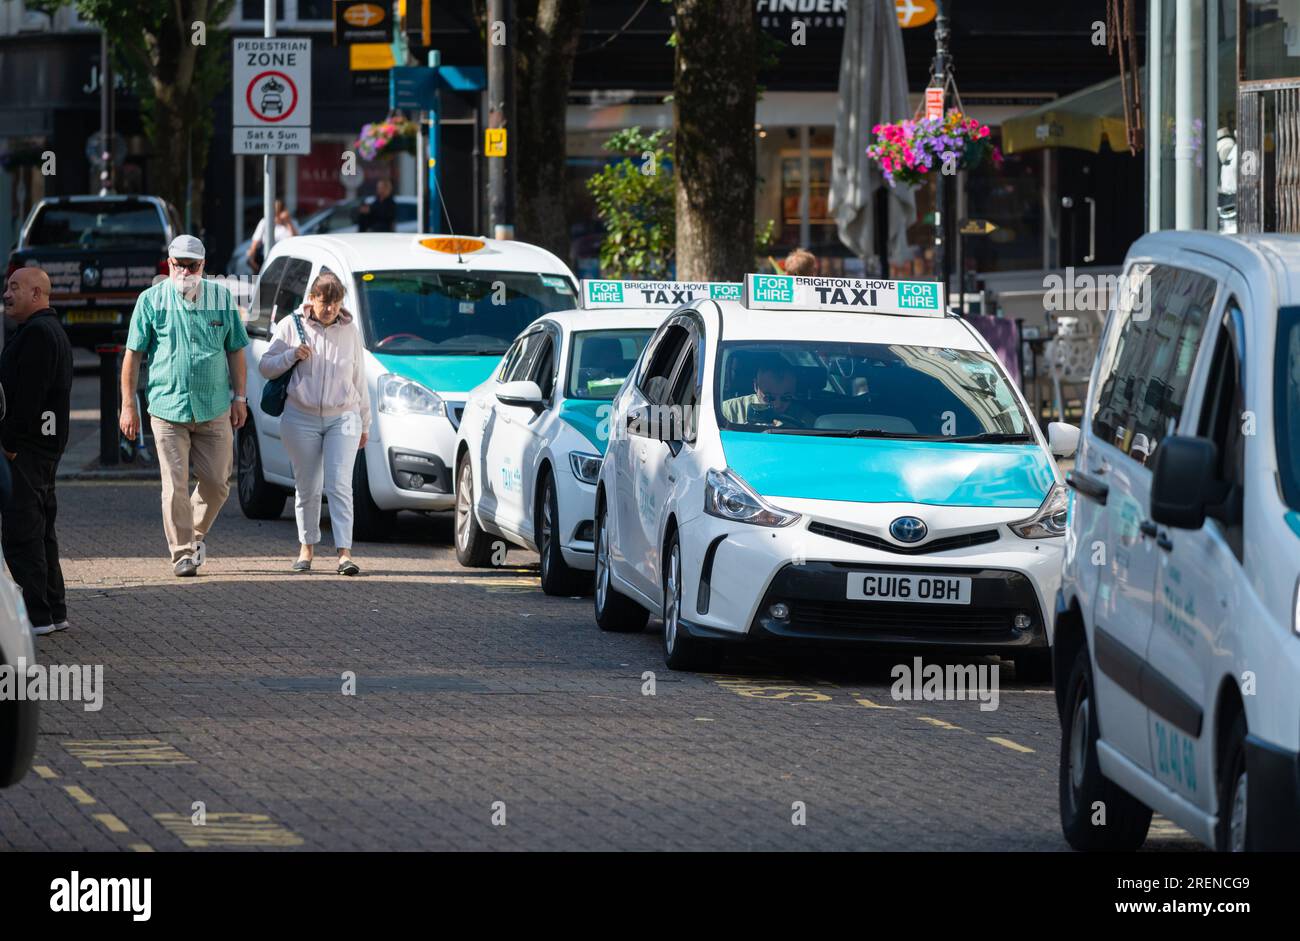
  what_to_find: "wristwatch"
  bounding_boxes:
[233,394,248,404]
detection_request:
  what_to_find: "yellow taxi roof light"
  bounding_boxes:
[420,237,486,254]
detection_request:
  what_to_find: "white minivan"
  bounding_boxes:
[238,234,578,539]
[1056,231,1300,852]
[0,573,37,788]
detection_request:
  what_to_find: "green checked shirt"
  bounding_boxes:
[127,278,250,424]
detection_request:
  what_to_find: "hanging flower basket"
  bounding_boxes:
[353,117,419,161]
[867,111,1003,188]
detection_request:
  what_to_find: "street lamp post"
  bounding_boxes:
[262,0,277,258]
[487,0,514,240]
[932,1,950,300]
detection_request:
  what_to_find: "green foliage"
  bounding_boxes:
[586,127,676,279]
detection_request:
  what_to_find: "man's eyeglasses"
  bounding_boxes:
[170,258,202,272]
[757,391,796,404]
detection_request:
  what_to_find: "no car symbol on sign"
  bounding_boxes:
[246,71,298,123]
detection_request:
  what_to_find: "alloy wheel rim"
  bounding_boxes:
[1069,685,1089,803]
[665,545,680,654]
[238,435,255,504]
[595,511,608,612]
[540,488,553,577]
[1229,770,1248,852]
[456,464,471,550]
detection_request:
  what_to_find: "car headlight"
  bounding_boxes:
[1009,482,1069,539]
[704,467,800,527]
[377,373,444,416]
[569,451,602,485]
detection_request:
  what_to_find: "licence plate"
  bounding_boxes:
[846,572,972,605]
[64,310,121,325]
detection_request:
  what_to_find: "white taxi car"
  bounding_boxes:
[1056,231,1300,852]
[0,573,38,788]
[238,234,578,539]
[454,280,742,594]
[593,274,1076,673]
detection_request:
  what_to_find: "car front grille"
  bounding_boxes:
[789,600,1015,635]
[807,521,1001,555]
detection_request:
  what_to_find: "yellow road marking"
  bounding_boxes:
[918,716,963,730]
[63,786,96,805]
[93,813,130,833]
[130,843,155,853]
[63,739,196,768]
[32,765,58,780]
[712,676,835,703]
[153,812,304,848]
[854,696,900,710]
[987,736,1035,753]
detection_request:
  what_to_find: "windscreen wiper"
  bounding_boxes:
[941,432,1035,443]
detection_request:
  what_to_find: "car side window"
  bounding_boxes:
[272,257,313,324]
[1196,307,1246,560]
[497,336,527,382]
[249,256,288,336]
[504,330,545,383]
[639,322,691,405]
[529,333,557,400]
[1091,263,1217,463]
[668,342,699,443]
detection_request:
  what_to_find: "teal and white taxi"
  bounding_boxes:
[454,280,743,594]
[593,274,1077,673]
[239,234,578,539]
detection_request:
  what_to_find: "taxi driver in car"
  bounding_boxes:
[722,359,815,428]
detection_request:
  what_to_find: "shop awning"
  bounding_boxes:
[1001,74,1135,155]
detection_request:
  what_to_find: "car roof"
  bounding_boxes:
[537,306,677,333]
[272,233,576,278]
[1130,230,1300,312]
[707,300,987,350]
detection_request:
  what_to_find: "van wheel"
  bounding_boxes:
[455,453,496,567]
[1215,712,1252,852]
[593,497,648,633]
[1013,649,1053,684]
[1058,641,1152,851]
[237,422,288,520]
[351,451,396,542]
[538,472,586,596]
[662,532,719,671]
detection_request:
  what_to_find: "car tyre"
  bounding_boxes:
[1215,711,1252,852]
[351,451,396,542]
[1013,649,1053,684]
[537,471,587,596]
[1058,641,1152,851]
[661,532,720,672]
[237,421,288,520]
[593,496,648,633]
[455,453,496,567]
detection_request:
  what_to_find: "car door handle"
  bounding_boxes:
[667,473,676,483]
[1139,519,1158,538]
[1066,470,1109,505]
[1156,532,1173,552]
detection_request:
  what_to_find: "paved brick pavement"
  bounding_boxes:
[0,469,1201,851]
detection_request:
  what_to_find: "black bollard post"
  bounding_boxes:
[96,343,121,465]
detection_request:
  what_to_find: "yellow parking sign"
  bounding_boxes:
[485,127,507,157]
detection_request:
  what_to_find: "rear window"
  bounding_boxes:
[26,201,167,251]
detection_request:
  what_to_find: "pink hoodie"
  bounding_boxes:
[259,307,372,433]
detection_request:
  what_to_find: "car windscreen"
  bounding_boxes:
[26,202,166,250]
[353,270,577,355]
[715,340,1032,440]
[1277,307,1300,511]
[566,329,653,400]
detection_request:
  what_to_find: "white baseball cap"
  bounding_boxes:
[168,235,206,261]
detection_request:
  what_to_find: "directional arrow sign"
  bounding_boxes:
[960,219,1000,236]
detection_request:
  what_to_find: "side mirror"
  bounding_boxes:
[1150,435,1225,529]
[496,380,544,411]
[1047,421,1080,458]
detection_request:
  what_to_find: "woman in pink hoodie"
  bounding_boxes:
[259,270,371,574]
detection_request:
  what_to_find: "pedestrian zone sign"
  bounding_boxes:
[582,280,743,309]
[233,37,312,155]
[743,274,946,318]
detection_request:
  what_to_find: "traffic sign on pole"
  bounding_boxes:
[233,37,312,155]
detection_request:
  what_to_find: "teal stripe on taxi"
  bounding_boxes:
[1286,511,1300,539]
[719,431,1054,508]
[370,353,501,395]
[558,398,611,453]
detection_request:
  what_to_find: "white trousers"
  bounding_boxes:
[280,405,363,549]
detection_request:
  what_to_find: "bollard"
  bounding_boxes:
[96,343,122,465]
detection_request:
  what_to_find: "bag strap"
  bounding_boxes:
[290,311,307,345]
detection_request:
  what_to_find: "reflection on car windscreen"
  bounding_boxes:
[28,203,166,250]
[566,329,653,400]
[716,340,1030,439]
[354,270,577,354]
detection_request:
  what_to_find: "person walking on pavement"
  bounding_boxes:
[120,236,250,577]
[0,266,73,635]
[782,248,819,276]
[357,178,397,233]
[258,271,370,575]
[246,200,299,274]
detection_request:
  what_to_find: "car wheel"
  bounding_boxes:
[593,496,648,633]
[1058,641,1152,851]
[1215,712,1252,852]
[661,532,720,672]
[351,450,396,542]
[455,453,496,567]
[1013,649,1053,684]
[537,472,587,596]
[237,422,288,520]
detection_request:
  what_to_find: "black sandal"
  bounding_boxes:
[337,559,360,576]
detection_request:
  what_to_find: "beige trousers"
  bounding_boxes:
[151,413,234,563]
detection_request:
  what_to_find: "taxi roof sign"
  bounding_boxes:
[582,279,742,310]
[743,274,946,318]
[420,236,486,254]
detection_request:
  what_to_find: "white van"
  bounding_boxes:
[237,234,578,539]
[1055,231,1300,851]
[0,573,37,788]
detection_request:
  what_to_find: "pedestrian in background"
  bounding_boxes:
[120,236,250,577]
[783,248,819,276]
[246,200,299,274]
[358,178,397,233]
[258,270,370,575]
[1,266,73,635]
